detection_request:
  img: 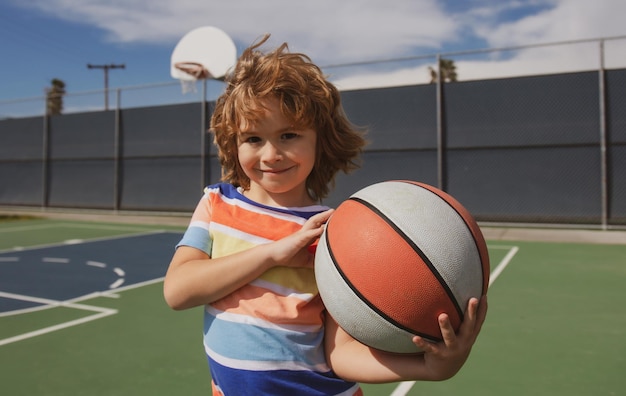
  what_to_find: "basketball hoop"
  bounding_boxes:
[174,62,211,94]
[170,26,237,95]
[174,62,212,79]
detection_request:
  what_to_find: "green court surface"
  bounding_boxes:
[1,217,625,395]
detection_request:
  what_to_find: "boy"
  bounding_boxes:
[164,34,487,395]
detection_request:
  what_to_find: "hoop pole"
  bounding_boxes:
[201,79,208,189]
[598,40,609,230]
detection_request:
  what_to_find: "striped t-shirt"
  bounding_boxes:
[177,183,362,396]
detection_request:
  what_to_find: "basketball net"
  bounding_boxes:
[174,62,210,94]
[179,79,198,94]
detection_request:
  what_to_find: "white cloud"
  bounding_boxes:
[480,0,626,47]
[16,0,459,63]
[11,0,626,90]
[334,0,626,89]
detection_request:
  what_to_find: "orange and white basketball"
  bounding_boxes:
[315,180,490,354]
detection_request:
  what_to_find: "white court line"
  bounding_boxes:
[0,277,165,318]
[0,228,178,346]
[109,278,125,289]
[488,246,519,287]
[0,291,118,347]
[0,222,160,234]
[0,277,166,346]
[42,257,70,263]
[390,381,416,396]
[0,224,62,233]
[0,310,117,347]
[86,260,107,268]
[0,228,169,254]
[389,245,519,396]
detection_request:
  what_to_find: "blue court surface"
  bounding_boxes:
[0,231,183,314]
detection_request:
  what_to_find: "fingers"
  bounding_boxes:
[478,295,488,321]
[465,298,479,324]
[438,313,458,347]
[412,335,436,354]
[466,296,487,328]
[301,209,334,236]
[432,296,487,348]
[309,209,334,227]
[412,313,456,354]
[473,295,488,334]
[452,295,487,347]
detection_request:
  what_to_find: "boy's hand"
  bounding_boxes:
[271,209,334,268]
[411,295,488,381]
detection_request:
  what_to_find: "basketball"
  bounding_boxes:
[314,180,490,354]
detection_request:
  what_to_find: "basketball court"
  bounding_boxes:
[2,26,625,395]
[1,216,624,395]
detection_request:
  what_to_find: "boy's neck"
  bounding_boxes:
[242,185,317,208]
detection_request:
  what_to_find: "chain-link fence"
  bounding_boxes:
[1,37,625,228]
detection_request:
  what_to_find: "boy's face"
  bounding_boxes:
[237,96,317,207]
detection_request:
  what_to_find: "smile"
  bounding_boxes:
[260,166,293,174]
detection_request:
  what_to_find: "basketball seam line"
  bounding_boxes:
[325,200,438,343]
[349,196,464,322]
[397,181,489,294]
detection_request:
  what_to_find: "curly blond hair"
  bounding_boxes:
[210,34,367,201]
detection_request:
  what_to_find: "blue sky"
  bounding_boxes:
[1,0,625,109]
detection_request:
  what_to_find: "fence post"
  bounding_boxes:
[41,99,50,208]
[113,88,122,212]
[598,39,609,230]
[435,53,446,191]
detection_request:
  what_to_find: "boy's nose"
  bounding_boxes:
[261,142,283,163]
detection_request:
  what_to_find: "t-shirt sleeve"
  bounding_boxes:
[176,190,213,256]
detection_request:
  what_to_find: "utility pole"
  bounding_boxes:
[87,63,125,110]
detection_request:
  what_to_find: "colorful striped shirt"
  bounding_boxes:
[177,183,362,396]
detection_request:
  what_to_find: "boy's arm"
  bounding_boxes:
[324,296,487,383]
[164,209,334,310]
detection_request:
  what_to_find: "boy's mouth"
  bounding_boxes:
[261,166,293,174]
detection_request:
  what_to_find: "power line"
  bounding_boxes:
[87,63,126,110]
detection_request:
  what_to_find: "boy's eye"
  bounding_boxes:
[281,132,299,140]
[243,136,261,144]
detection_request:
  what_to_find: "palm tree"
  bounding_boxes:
[46,78,66,115]
[428,58,458,83]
